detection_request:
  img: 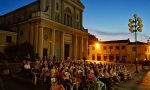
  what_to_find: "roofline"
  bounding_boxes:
[0,29,16,33]
[0,1,38,17]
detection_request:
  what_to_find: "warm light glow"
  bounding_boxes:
[129,19,134,23]
[95,42,100,49]
[137,17,142,21]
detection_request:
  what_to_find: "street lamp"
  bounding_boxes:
[128,14,143,73]
[147,38,150,44]
[147,38,150,60]
[95,42,100,49]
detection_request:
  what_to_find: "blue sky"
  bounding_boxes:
[0,0,36,15]
[82,0,150,42]
[0,0,150,42]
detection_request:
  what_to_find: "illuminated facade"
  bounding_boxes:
[89,39,149,63]
[0,0,88,60]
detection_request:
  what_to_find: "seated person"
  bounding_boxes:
[50,78,65,90]
[23,61,31,76]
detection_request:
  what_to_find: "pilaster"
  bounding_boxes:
[30,23,34,45]
[51,29,55,57]
[34,23,39,53]
[80,36,83,59]
[61,32,64,60]
[38,26,43,60]
[86,37,88,59]
[74,34,77,60]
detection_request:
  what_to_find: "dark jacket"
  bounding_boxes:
[0,77,5,90]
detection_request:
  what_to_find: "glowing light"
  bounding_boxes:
[95,42,100,49]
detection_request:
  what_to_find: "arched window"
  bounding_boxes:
[43,0,49,12]
[64,7,72,27]
[56,3,59,10]
[55,3,60,22]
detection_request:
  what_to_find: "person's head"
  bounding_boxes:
[51,78,57,84]
[60,68,65,72]
[27,61,30,64]
[103,69,107,73]
[0,64,10,76]
[23,60,26,64]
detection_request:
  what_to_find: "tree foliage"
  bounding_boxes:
[88,34,99,45]
[4,42,35,62]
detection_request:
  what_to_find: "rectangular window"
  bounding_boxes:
[92,54,95,60]
[109,55,114,61]
[6,36,12,43]
[122,46,126,49]
[56,3,59,10]
[97,54,101,61]
[104,55,107,61]
[109,46,113,49]
[103,46,107,50]
[122,56,127,63]
[116,56,120,61]
[116,46,120,50]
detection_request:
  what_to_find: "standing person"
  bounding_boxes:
[0,77,5,90]
[0,65,6,90]
[53,56,56,62]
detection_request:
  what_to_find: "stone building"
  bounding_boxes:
[89,39,149,63]
[0,30,17,53]
[0,0,88,60]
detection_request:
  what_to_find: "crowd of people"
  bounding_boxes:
[22,59,133,90]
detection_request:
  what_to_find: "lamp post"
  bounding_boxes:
[147,38,150,44]
[147,38,150,60]
[128,14,143,73]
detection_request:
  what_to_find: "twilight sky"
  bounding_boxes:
[0,0,150,42]
[82,0,150,42]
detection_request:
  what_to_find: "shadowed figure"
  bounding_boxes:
[0,77,5,90]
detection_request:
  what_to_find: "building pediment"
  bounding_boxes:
[65,0,84,9]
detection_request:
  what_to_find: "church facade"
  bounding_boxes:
[0,0,88,60]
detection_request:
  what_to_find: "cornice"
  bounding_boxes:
[64,0,84,10]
